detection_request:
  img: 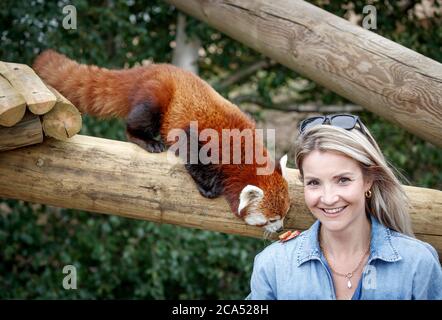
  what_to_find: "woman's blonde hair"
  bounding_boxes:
[294,122,414,237]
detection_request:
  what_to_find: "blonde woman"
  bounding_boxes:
[247,114,442,300]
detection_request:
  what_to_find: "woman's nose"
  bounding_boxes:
[320,188,339,204]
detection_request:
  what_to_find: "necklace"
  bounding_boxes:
[319,230,370,290]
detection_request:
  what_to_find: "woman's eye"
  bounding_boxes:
[306,180,319,186]
[338,177,351,183]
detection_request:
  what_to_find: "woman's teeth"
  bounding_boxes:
[322,206,346,214]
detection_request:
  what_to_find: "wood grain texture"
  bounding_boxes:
[0,74,26,127]
[0,112,43,151]
[0,135,440,258]
[0,62,56,115]
[166,0,442,147]
[42,86,82,140]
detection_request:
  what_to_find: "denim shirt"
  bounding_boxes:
[246,215,442,300]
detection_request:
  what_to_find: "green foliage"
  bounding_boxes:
[0,0,175,66]
[0,0,440,299]
[0,200,266,299]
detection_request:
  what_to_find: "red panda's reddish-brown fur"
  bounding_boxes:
[33,50,290,232]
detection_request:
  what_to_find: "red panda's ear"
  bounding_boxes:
[278,154,289,180]
[238,185,264,217]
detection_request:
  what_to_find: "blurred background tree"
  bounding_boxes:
[0,0,440,298]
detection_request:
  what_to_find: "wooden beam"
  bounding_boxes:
[0,135,440,258]
[0,74,26,127]
[0,112,43,151]
[0,62,56,115]
[42,85,82,140]
[165,0,442,147]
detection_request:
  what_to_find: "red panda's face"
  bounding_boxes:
[238,155,291,233]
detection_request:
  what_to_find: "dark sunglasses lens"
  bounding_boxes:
[331,115,356,129]
[301,117,324,132]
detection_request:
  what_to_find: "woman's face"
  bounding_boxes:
[301,150,372,233]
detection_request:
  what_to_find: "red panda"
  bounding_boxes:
[33,50,291,233]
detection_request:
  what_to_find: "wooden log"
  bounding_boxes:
[0,62,56,115]
[166,0,442,147]
[0,135,440,258]
[42,86,82,140]
[0,112,43,151]
[0,73,26,127]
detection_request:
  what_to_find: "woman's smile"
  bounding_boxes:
[320,205,348,217]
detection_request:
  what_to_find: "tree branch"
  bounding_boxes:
[232,94,364,113]
[214,58,275,91]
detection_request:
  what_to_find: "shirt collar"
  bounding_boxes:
[296,214,402,267]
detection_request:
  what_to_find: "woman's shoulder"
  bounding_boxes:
[389,230,440,264]
[255,229,310,265]
[388,230,442,299]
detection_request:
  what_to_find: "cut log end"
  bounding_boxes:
[42,104,82,140]
[27,95,57,115]
[0,101,26,127]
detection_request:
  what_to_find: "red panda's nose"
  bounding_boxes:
[276,226,284,233]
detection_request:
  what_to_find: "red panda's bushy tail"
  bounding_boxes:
[32,49,137,118]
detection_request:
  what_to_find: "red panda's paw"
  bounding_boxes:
[184,163,224,200]
[145,140,166,153]
[196,185,222,199]
[126,131,166,153]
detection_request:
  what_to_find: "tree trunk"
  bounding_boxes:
[172,13,201,74]
[166,0,442,147]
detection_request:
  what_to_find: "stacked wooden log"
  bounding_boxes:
[0,61,82,151]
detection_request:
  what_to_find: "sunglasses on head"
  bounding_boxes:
[298,114,368,137]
